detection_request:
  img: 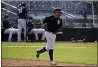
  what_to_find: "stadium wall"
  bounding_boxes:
[1,28,98,42]
[57,28,98,42]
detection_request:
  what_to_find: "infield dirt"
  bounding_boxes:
[2,59,97,66]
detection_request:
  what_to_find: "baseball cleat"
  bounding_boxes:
[36,50,40,58]
[50,61,56,65]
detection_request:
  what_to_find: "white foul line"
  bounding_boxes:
[2,46,87,48]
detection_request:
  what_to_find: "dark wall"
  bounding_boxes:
[1,28,98,42]
[57,28,98,42]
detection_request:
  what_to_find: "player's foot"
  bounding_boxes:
[36,50,40,58]
[50,61,56,65]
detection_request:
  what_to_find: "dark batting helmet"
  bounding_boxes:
[54,9,62,13]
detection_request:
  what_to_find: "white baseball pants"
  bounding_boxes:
[4,28,19,41]
[30,28,45,40]
[45,31,56,51]
[18,19,26,42]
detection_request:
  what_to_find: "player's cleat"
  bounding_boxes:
[50,61,56,65]
[36,50,40,58]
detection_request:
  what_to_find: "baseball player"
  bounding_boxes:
[3,15,19,42]
[17,2,27,42]
[36,9,62,65]
[30,28,45,41]
[4,25,19,42]
[3,14,10,29]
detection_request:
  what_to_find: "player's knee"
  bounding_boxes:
[46,47,49,51]
[46,46,53,51]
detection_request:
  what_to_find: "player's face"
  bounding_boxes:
[54,11,61,18]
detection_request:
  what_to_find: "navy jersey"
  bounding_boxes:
[18,7,27,19]
[43,15,62,33]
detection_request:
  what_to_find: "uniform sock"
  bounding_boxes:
[49,49,53,61]
[38,47,47,54]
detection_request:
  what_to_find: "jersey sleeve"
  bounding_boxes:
[43,17,49,24]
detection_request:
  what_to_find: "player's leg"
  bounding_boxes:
[49,34,56,65]
[36,31,47,58]
[34,31,39,41]
[4,28,11,41]
[49,35,56,65]
[36,31,56,64]
[17,19,22,42]
[45,31,56,64]
[21,19,26,41]
[16,29,19,41]
[4,29,9,34]
[36,47,47,58]
[41,31,45,40]
[8,29,13,42]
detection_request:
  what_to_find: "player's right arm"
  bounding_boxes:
[43,17,49,24]
[42,17,49,28]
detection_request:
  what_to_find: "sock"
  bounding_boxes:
[38,47,47,54]
[49,49,53,61]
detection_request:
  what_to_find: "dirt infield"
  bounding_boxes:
[2,59,97,66]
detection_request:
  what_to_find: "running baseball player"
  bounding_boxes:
[17,2,27,42]
[36,9,62,65]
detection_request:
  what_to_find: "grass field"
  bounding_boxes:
[2,42,97,65]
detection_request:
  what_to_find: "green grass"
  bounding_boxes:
[2,42,97,64]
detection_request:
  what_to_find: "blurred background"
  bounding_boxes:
[1,1,98,42]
